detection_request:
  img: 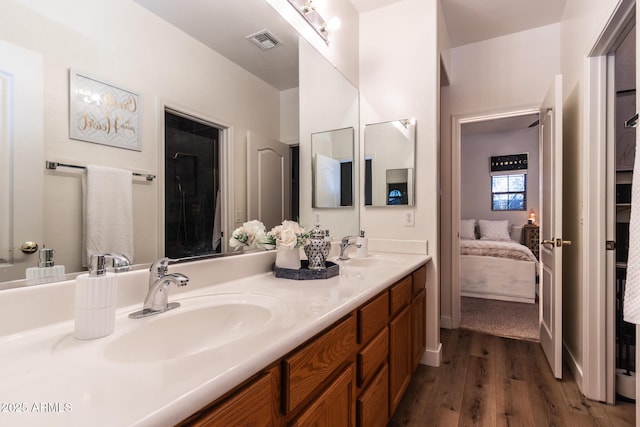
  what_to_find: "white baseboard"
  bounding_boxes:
[421,343,442,367]
[563,340,583,393]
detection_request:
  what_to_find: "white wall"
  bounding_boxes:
[360,0,441,364]
[280,87,300,144]
[558,0,621,394]
[440,24,561,327]
[1,0,281,273]
[461,127,539,227]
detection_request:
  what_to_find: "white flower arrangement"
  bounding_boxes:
[229,220,272,250]
[266,220,312,249]
[229,219,311,250]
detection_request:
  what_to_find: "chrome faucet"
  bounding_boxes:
[105,253,132,273]
[338,236,362,260]
[129,257,189,319]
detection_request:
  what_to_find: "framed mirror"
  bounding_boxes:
[311,127,354,208]
[364,118,416,207]
[0,1,360,290]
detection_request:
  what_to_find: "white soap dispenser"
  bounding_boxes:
[25,248,66,285]
[355,230,368,258]
[74,254,117,340]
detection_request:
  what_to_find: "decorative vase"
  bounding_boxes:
[275,246,301,270]
[304,226,331,270]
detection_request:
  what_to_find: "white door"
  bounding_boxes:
[540,74,569,379]
[314,153,341,208]
[0,42,43,282]
[247,132,290,231]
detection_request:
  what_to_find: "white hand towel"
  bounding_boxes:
[624,149,640,323]
[82,165,134,267]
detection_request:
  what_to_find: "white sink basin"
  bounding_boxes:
[103,293,289,364]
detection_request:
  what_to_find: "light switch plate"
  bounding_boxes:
[403,210,415,227]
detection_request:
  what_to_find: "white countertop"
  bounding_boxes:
[0,250,429,427]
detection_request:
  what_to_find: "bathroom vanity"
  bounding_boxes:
[0,248,429,427]
[179,264,427,426]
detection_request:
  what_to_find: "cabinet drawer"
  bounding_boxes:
[357,363,389,427]
[389,276,412,316]
[283,315,357,414]
[357,327,388,387]
[190,372,275,427]
[358,291,389,344]
[411,265,427,296]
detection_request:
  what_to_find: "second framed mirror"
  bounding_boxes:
[364,118,416,207]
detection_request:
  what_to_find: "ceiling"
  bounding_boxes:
[352,0,567,48]
[134,0,301,91]
[133,0,567,92]
[461,114,539,136]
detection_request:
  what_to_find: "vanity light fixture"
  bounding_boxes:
[287,0,340,44]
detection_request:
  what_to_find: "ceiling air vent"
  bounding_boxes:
[247,29,282,50]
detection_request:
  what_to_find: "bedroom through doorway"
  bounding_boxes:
[458,112,541,341]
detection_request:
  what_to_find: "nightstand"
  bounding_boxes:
[523,224,540,260]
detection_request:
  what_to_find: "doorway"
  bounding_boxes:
[164,110,221,259]
[611,21,636,404]
[456,112,541,341]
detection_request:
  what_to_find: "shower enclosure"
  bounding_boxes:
[164,110,221,259]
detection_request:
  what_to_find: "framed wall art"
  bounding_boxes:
[69,69,141,151]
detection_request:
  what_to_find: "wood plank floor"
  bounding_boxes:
[389,329,635,426]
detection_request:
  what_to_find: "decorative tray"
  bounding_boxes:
[273,261,339,280]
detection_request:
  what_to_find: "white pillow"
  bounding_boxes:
[460,219,476,240]
[510,225,523,243]
[479,220,510,241]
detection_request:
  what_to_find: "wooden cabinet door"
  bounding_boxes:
[411,289,426,373]
[356,363,389,427]
[189,373,276,427]
[389,305,412,414]
[291,364,355,427]
[283,316,356,414]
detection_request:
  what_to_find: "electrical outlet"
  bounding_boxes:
[235,210,242,223]
[403,210,415,227]
[314,213,320,224]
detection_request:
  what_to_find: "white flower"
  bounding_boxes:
[278,228,299,249]
[229,220,267,250]
[267,219,311,249]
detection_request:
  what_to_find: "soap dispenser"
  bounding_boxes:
[25,248,66,285]
[355,230,368,258]
[74,254,117,340]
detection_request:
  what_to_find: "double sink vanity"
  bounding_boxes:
[0,244,429,426]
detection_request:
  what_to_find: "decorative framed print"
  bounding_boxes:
[69,69,141,151]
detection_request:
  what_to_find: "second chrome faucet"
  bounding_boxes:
[129,258,189,319]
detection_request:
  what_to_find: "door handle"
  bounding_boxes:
[541,238,572,248]
[20,241,39,254]
[541,239,555,247]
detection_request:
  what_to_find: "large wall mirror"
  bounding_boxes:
[364,118,416,207]
[311,127,354,208]
[0,0,358,289]
[299,38,359,239]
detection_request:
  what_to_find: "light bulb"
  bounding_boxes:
[327,16,341,31]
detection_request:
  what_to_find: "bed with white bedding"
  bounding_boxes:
[459,219,539,304]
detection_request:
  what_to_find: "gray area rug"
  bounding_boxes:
[460,297,539,341]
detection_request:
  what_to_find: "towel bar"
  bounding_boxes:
[45,161,156,181]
